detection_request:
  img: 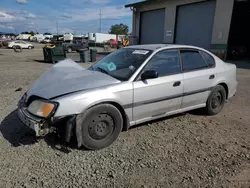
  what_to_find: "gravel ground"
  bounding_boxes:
[0,46,250,188]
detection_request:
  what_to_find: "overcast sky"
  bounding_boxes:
[0,0,141,34]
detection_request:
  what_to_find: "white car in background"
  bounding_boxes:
[41,38,51,44]
[8,41,34,49]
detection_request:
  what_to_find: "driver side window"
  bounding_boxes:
[143,49,181,77]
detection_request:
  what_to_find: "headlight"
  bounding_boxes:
[28,100,57,118]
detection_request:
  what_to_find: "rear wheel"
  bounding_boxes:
[204,85,226,115]
[76,104,123,150]
[28,46,32,49]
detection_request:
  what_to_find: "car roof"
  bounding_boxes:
[126,44,205,51]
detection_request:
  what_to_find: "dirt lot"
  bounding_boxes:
[0,45,250,188]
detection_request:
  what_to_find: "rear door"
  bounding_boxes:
[180,49,216,109]
[133,49,183,123]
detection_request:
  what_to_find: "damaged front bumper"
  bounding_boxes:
[18,106,50,137]
[17,95,51,137]
[17,93,76,141]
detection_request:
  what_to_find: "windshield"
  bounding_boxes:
[89,48,152,81]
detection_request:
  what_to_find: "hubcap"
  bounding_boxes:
[88,114,114,140]
[211,91,222,110]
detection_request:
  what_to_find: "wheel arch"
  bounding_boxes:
[217,82,229,99]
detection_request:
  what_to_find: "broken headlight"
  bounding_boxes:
[28,100,58,118]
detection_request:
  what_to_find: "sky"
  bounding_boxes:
[0,0,142,34]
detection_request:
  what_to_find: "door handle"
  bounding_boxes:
[209,75,215,79]
[173,81,181,87]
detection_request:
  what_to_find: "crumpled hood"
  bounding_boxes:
[26,59,121,99]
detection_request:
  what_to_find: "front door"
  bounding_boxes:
[133,49,183,123]
[180,49,216,108]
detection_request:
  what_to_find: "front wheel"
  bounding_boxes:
[204,85,226,115]
[28,46,32,49]
[76,104,123,150]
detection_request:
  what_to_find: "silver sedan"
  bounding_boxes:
[17,44,237,150]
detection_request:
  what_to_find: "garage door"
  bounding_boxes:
[140,9,165,44]
[175,1,216,49]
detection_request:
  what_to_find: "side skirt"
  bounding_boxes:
[129,103,206,126]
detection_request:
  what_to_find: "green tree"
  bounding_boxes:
[109,23,129,35]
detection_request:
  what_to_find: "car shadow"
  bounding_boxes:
[43,134,77,154]
[188,108,208,116]
[0,109,37,147]
[0,109,77,153]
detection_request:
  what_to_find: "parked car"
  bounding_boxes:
[17,44,237,150]
[8,41,34,49]
[63,39,89,53]
[41,38,51,44]
[105,39,118,48]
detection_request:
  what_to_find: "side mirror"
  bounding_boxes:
[141,70,158,80]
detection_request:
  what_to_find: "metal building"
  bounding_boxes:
[125,0,243,60]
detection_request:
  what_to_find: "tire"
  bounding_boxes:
[28,46,32,49]
[67,47,72,53]
[76,104,123,150]
[204,85,226,115]
[13,45,22,53]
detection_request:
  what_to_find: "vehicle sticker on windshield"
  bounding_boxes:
[99,62,116,71]
[107,62,116,71]
[132,50,149,55]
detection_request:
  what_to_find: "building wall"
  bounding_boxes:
[132,0,234,59]
[210,0,234,59]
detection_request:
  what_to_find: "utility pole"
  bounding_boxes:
[56,20,59,35]
[14,28,18,35]
[99,9,102,33]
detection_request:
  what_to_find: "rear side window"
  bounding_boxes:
[200,51,215,67]
[180,50,208,71]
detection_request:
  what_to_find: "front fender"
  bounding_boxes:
[52,86,132,117]
[52,90,111,117]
